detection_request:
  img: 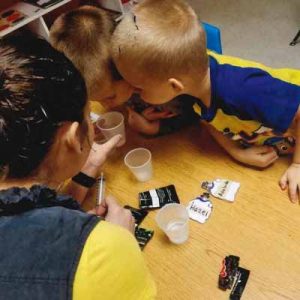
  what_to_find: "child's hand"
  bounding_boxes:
[141,106,178,121]
[127,107,160,135]
[279,163,300,203]
[231,146,279,168]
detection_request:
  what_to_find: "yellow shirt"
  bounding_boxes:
[73,101,156,298]
[73,221,156,300]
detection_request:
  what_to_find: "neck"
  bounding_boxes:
[0,175,62,191]
[186,68,211,107]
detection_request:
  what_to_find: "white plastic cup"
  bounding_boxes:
[96,111,126,147]
[124,148,153,182]
[155,203,189,244]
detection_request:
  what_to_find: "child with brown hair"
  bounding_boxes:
[111,0,300,203]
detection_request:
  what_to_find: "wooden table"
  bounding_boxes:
[84,123,300,300]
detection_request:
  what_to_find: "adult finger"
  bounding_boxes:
[100,135,122,153]
[95,204,107,216]
[105,195,120,210]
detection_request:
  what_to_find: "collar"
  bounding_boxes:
[0,185,81,216]
[194,55,219,122]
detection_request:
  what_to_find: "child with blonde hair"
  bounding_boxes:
[50,5,133,108]
[112,0,300,203]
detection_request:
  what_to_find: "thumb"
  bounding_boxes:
[87,204,106,216]
[101,134,122,153]
[105,195,119,208]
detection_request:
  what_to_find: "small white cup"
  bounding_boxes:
[96,111,126,147]
[155,203,189,244]
[124,148,153,182]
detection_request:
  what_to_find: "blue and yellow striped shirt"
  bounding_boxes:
[192,52,300,153]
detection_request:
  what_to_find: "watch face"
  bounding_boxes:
[72,172,96,188]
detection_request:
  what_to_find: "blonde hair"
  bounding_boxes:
[50,5,115,98]
[112,0,208,79]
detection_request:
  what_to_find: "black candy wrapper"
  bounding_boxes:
[135,227,154,250]
[124,205,148,226]
[139,185,180,209]
[230,267,250,300]
[218,255,240,290]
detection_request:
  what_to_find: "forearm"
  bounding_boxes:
[205,123,240,156]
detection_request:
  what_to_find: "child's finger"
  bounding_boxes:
[261,150,278,162]
[256,145,276,154]
[288,182,298,203]
[279,172,288,190]
[127,107,135,115]
[144,110,173,120]
[142,106,156,115]
[164,112,178,118]
[267,154,279,165]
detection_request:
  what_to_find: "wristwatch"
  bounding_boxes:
[72,172,96,188]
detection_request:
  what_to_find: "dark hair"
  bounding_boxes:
[0,33,87,178]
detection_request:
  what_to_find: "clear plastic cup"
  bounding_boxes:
[124,148,152,182]
[155,203,189,244]
[96,111,126,147]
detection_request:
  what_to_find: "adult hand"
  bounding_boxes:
[89,196,135,234]
[231,145,279,168]
[279,163,300,203]
[84,134,122,170]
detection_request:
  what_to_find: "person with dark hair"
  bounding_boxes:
[0,33,156,300]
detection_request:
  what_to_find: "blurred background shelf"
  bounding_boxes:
[0,0,139,39]
[0,0,71,39]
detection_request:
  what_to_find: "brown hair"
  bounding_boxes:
[112,0,208,79]
[0,32,87,178]
[50,5,115,98]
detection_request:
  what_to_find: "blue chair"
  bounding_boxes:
[202,22,222,54]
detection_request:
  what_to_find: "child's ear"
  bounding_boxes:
[168,78,185,93]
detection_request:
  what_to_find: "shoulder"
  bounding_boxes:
[209,51,300,87]
[208,52,300,110]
